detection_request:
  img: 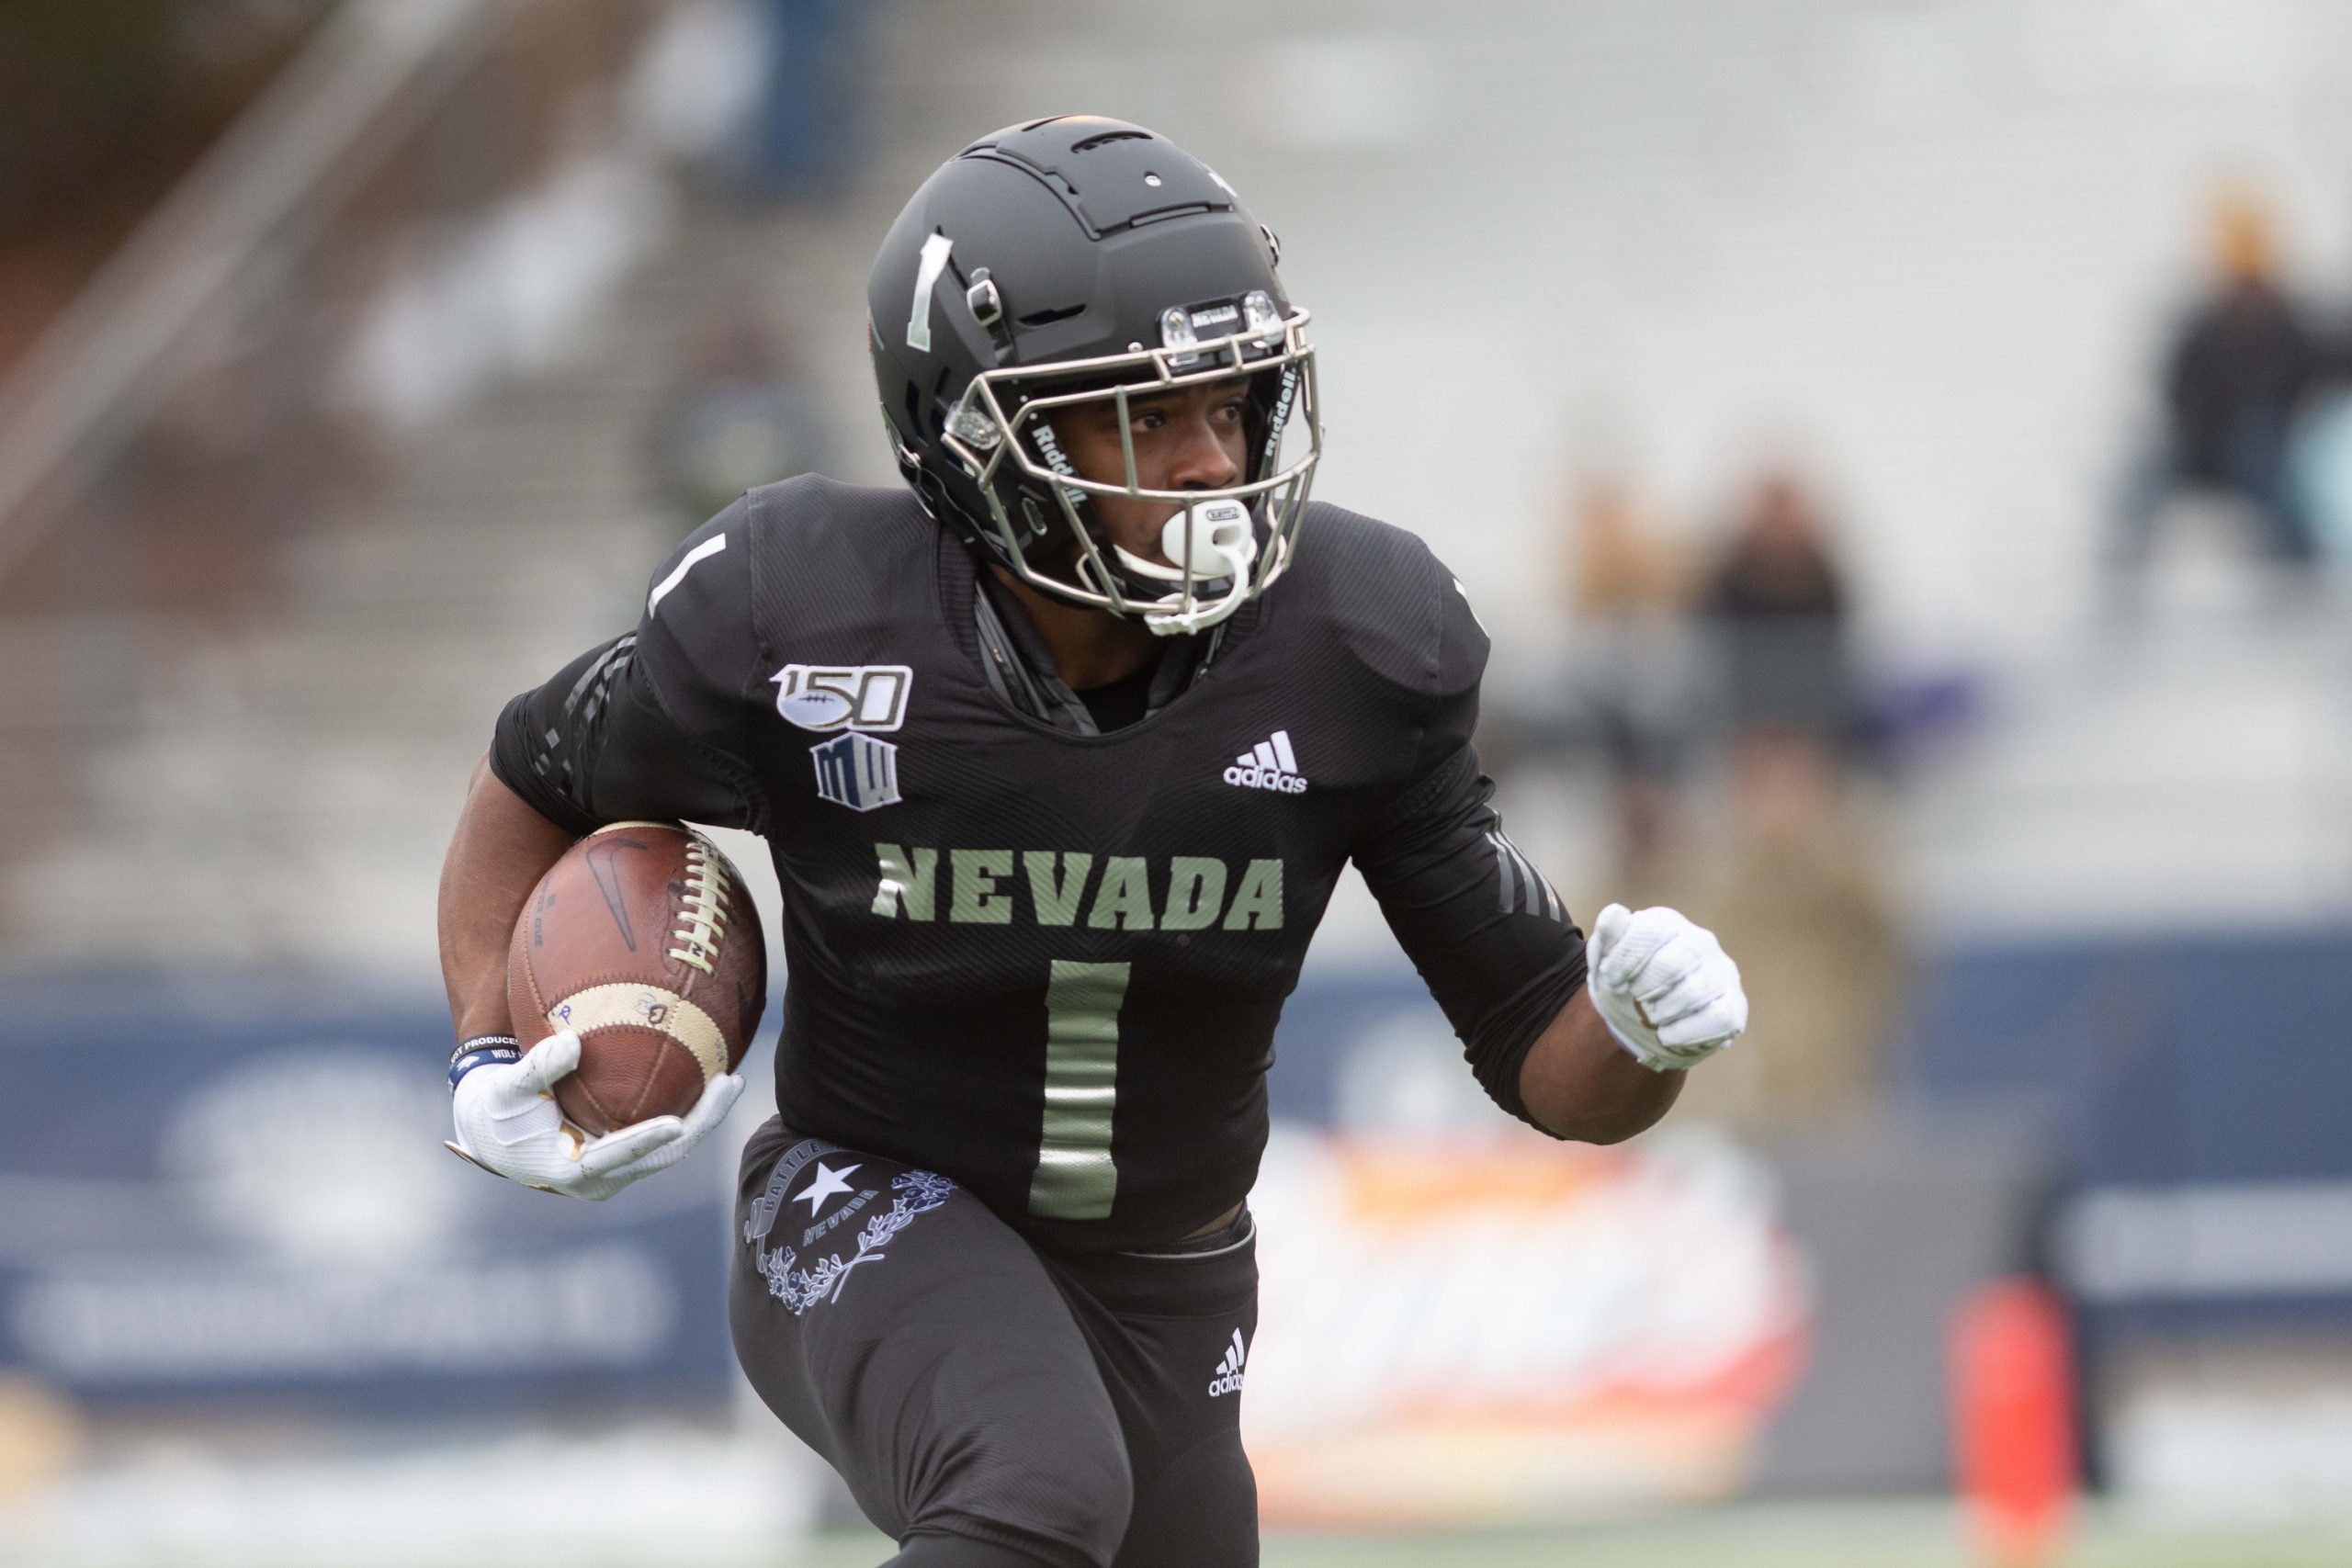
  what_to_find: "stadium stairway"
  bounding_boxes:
[1909,562,2352,937]
[0,195,877,979]
[0,0,1039,978]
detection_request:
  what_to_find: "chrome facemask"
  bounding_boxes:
[939,301,1320,636]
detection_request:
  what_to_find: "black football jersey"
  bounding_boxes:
[492,477,1587,1250]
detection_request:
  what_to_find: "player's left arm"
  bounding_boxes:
[1354,746,1746,1143]
[1515,987,1680,1144]
[1351,563,1745,1143]
[1513,904,1747,1141]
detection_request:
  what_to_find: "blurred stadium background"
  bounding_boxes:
[6,1,2352,1562]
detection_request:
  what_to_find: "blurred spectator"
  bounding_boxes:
[120,355,277,621]
[1702,467,1857,753]
[1678,728,1908,1133]
[2113,185,2324,581]
[1672,465,1906,1132]
[650,303,827,526]
[744,0,874,198]
[627,0,872,204]
[1560,474,1700,904]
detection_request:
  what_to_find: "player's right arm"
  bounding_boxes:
[438,754,576,1044]
[436,498,770,1197]
[439,752,714,1200]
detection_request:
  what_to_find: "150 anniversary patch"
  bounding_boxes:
[773,664,911,732]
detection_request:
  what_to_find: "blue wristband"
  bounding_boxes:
[449,1032,519,1065]
[448,1036,521,1091]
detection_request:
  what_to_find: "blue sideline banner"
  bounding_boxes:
[0,985,745,1413]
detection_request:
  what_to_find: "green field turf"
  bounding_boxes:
[792,1503,2349,1568]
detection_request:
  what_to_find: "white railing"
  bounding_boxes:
[0,0,496,582]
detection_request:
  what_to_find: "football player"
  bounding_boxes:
[436,118,1747,1568]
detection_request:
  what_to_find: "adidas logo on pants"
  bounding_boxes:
[1208,1328,1248,1397]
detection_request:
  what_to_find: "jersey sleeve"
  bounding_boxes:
[1350,569,1589,1130]
[487,498,770,835]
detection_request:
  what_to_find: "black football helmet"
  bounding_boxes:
[868,116,1319,635]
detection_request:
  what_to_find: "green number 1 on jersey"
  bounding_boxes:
[1029,960,1130,1221]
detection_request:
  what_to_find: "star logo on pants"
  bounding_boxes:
[797,1160,861,1215]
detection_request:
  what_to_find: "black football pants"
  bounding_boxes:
[728,1117,1261,1568]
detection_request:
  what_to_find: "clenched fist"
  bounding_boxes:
[1587,903,1748,1072]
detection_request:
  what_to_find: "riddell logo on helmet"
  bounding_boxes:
[1028,420,1075,478]
[1224,730,1307,794]
[1259,362,1299,468]
[1023,419,1086,510]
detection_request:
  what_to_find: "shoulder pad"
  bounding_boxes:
[734,476,935,640]
[1281,501,1487,703]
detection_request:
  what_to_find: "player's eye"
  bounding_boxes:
[1130,406,1169,432]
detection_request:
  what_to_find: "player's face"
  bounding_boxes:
[1051,380,1248,565]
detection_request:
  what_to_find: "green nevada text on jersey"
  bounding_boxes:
[492,477,1588,1251]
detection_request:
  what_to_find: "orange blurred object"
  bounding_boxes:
[1951,1279,2078,1567]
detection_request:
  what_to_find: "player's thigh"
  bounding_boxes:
[1050,1225,1261,1568]
[729,1120,1133,1564]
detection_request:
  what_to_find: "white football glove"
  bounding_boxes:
[447,1031,744,1201]
[1588,903,1748,1072]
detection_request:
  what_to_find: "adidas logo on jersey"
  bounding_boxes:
[1207,1328,1249,1397]
[1224,730,1306,794]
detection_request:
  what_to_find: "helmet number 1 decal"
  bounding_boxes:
[907,231,955,354]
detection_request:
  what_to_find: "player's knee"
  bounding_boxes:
[1063,1442,1136,1564]
[926,1400,1134,1567]
[999,1441,1133,1568]
[1112,1430,1255,1568]
[888,1532,1077,1568]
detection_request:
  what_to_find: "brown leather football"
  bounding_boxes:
[507,821,765,1137]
